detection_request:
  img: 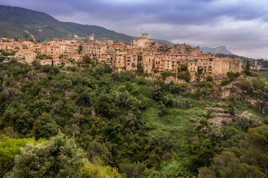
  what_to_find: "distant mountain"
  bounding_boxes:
[0,5,174,44]
[201,46,233,55]
[0,5,133,42]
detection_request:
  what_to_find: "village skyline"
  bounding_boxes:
[1,0,268,59]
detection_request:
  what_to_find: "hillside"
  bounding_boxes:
[0,59,267,177]
[0,5,133,42]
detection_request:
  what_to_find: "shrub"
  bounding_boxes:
[158,103,169,117]
[161,72,175,81]
[6,133,87,178]
[199,126,268,178]
[0,135,42,177]
[33,113,59,139]
[114,91,140,112]
[137,63,144,75]
[206,76,213,82]
[178,71,191,82]
[0,50,16,56]
[151,86,164,101]
[177,64,191,82]
[236,80,253,95]
[76,90,93,107]
[163,95,193,109]
[36,53,52,60]
[227,72,240,81]
[119,162,146,177]
[252,79,265,90]
[179,64,188,72]
[82,55,95,64]
[221,79,231,86]
[95,64,112,74]
[94,94,119,118]
[41,65,59,75]
[0,56,5,62]
[81,164,122,178]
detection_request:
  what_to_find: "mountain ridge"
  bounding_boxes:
[200,46,233,55]
[0,5,173,44]
[0,5,133,42]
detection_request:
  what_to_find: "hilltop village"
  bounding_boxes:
[0,34,243,81]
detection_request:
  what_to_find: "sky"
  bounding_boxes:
[1,0,268,58]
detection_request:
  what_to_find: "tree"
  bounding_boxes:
[0,136,42,177]
[245,60,251,76]
[78,45,83,54]
[32,113,59,139]
[5,133,122,178]
[6,133,87,178]
[36,53,52,60]
[198,125,268,178]
[94,94,118,118]
[82,55,94,64]
[178,64,191,82]
[76,90,92,107]
[137,63,144,75]
[81,164,122,178]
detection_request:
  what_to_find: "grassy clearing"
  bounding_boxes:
[143,99,212,136]
[258,71,268,81]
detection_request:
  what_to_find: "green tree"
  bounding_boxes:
[198,125,268,178]
[0,136,42,177]
[78,45,83,54]
[244,60,251,76]
[81,164,122,178]
[6,133,87,178]
[32,113,59,139]
[178,64,191,82]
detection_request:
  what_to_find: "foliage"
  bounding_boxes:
[227,72,240,81]
[177,64,191,82]
[82,55,95,64]
[252,79,265,90]
[161,72,175,80]
[163,95,193,109]
[0,50,16,56]
[244,60,251,75]
[236,79,253,95]
[81,163,122,178]
[258,71,268,81]
[199,125,268,178]
[0,135,42,177]
[137,63,144,75]
[78,45,83,54]
[6,133,87,178]
[0,61,267,177]
[36,53,52,60]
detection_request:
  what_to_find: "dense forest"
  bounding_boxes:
[0,59,267,177]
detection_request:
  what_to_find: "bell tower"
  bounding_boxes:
[88,33,95,41]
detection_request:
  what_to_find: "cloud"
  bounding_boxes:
[1,0,268,58]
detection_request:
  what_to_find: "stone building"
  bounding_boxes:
[79,34,243,81]
[1,34,243,81]
[15,50,36,63]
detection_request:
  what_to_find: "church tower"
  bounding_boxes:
[88,33,95,41]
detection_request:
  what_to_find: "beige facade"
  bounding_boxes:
[15,50,36,63]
